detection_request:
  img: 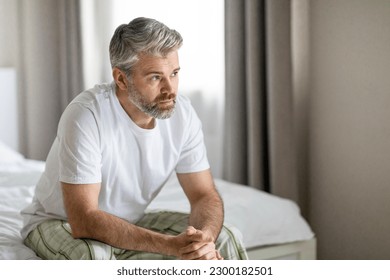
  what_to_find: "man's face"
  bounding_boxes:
[127,51,180,119]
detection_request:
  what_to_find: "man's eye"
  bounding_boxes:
[171,71,179,77]
[151,75,160,81]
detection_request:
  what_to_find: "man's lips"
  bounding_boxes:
[159,99,176,104]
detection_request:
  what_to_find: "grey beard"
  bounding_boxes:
[139,101,176,119]
[128,86,176,119]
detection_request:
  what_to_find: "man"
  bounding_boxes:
[21,17,247,260]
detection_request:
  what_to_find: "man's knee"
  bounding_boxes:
[216,224,248,260]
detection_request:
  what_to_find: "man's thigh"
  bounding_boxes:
[24,219,115,260]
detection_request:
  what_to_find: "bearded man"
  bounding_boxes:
[21,17,247,260]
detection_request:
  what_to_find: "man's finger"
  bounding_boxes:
[180,242,216,260]
[179,240,208,255]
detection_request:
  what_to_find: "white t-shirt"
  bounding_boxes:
[21,83,209,239]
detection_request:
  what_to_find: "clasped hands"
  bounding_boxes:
[173,226,223,260]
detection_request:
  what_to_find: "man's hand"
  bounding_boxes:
[174,226,223,260]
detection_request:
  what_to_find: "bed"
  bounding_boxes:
[0,141,315,260]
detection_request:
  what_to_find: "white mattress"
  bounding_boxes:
[0,144,314,260]
[0,159,46,260]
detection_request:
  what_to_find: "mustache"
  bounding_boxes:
[156,93,176,103]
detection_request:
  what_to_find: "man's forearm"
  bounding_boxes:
[70,209,176,256]
[188,191,224,242]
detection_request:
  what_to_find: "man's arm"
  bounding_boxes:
[176,169,224,259]
[61,182,194,258]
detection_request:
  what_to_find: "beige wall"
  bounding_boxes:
[309,0,390,259]
[0,0,19,67]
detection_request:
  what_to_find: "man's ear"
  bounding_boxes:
[113,67,129,91]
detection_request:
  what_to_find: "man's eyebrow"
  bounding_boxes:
[144,67,181,75]
[144,70,163,75]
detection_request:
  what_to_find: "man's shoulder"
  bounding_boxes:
[59,83,115,127]
[70,83,114,107]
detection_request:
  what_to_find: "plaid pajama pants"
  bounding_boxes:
[24,211,248,260]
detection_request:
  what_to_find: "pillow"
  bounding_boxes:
[0,141,24,163]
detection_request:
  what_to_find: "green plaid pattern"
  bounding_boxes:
[24,211,248,260]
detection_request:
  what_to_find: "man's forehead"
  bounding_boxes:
[135,51,179,72]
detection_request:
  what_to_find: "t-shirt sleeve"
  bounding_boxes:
[57,103,102,184]
[175,104,210,174]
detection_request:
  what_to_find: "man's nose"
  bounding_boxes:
[161,78,175,94]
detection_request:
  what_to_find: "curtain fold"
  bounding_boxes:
[224,0,268,190]
[223,0,298,202]
[58,0,85,111]
[17,0,84,160]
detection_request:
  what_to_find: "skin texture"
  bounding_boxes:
[61,51,224,260]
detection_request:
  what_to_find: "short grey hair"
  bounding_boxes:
[109,17,183,75]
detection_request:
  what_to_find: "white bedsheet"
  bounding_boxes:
[0,159,314,260]
[0,159,45,260]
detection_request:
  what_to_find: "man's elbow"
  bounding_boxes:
[67,215,92,239]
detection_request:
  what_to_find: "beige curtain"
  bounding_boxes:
[17,0,84,160]
[223,0,299,203]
